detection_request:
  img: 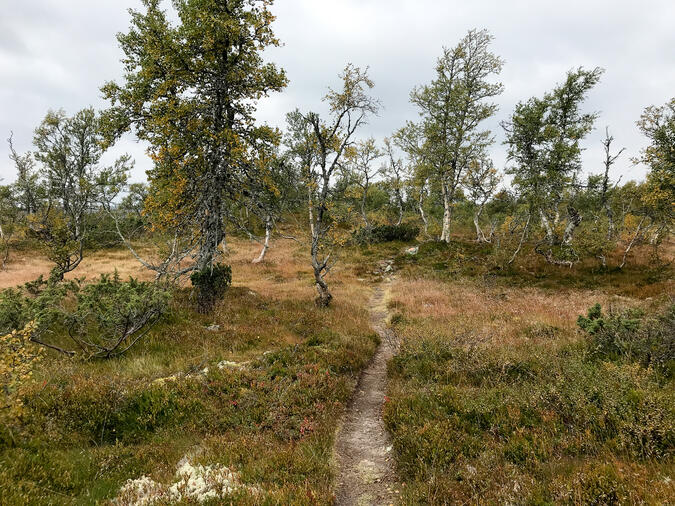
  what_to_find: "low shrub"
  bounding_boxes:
[67,272,170,358]
[556,463,631,505]
[352,223,419,244]
[1,321,43,444]
[579,303,675,377]
[190,263,232,313]
[0,277,76,336]
[0,288,30,334]
[0,273,169,359]
[386,301,675,503]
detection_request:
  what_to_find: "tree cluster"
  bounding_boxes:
[1,3,672,323]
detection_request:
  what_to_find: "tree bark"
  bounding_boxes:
[252,216,272,264]
[313,269,333,307]
[196,190,225,273]
[440,180,452,243]
[310,232,332,307]
[418,185,429,236]
[394,187,404,226]
[361,187,370,229]
[308,186,315,238]
[473,204,489,243]
[561,206,582,245]
[508,213,530,265]
[620,217,646,269]
[605,203,615,240]
[539,209,556,245]
[396,201,403,226]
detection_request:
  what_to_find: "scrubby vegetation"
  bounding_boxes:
[579,303,674,378]
[384,245,674,504]
[0,0,672,504]
[0,240,378,504]
[352,224,420,245]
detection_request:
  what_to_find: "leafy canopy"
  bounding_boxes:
[102,0,288,271]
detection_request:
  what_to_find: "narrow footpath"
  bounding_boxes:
[334,279,399,506]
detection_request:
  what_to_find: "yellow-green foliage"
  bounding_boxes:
[0,321,42,423]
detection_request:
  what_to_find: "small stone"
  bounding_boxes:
[205,324,221,332]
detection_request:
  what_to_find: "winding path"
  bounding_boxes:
[334,282,399,505]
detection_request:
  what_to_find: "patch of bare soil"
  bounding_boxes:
[334,281,399,505]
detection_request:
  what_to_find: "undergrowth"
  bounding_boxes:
[0,278,377,504]
[385,240,674,504]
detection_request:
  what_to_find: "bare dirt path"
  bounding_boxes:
[334,280,399,505]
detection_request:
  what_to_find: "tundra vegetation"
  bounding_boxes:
[0,1,673,504]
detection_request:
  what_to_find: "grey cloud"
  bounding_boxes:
[2,0,673,185]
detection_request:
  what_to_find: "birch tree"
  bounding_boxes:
[599,128,625,239]
[401,29,503,243]
[503,67,603,264]
[462,156,501,242]
[635,97,674,246]
[291,65,379,306]
[7,134,42,216]
[0,186,19,269]
[381,137,408,226]
[101,0,287,291]
[344,137,382,229]
[13,109,131,281]
[394,124,431,235]
[243,143,299,263]
[285,109,319,239]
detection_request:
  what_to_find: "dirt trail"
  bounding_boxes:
[334,280,399,505]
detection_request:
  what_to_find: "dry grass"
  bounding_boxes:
[384,241,675,505]
[388,277,668,347]
[0,248,154,289]
[227,237,370,306]
[0,236,369,305]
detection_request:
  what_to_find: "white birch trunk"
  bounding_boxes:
[252,217,272,264]
[539,209,555,245]
[440,181,452,243]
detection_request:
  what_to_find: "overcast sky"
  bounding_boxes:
[1,0,674,185]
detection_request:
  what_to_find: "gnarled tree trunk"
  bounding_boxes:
[539,209,556,245]
[311,232,332,307]
[561,206,582,245]
[473,204,490,243]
